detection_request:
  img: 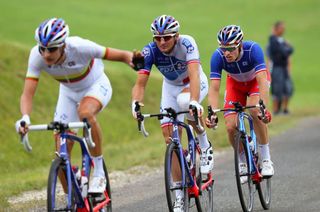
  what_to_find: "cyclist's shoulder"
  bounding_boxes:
[142,42,157,59]
[65,36,93,47]
[243,40,263,51]
[211,48,224,60]
[28,45,44,64]
[178,34,198,50]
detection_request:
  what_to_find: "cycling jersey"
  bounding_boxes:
[26,36,107,91]
[139,35,204,85]
[139,34,208,125]
[210,41,267,82]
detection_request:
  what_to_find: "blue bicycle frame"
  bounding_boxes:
[236,112,259,177]
[56,133,93,208]
[170,120,199,191]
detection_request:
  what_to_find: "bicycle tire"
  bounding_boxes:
[103,159,112,212]
[47,157,76,212]
[234,131,254,212]
[165,142,189,212]
[257,176,271,209]
[195,146,214,212]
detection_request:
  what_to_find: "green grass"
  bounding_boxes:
[0,0,320,207]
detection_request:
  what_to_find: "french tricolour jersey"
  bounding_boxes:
[26,36,107,91]
[139,35,204,86]
[210,41,267,82]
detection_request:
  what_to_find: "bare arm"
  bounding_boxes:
[256,71,269,105]
[187,62,200,102]
[20,79,39,116]
[104,47,134,67]
[208,79,221,109]
[132,74,149,103]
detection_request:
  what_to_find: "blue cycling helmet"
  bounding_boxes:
[217,25,243,47]
[35,18,69,47]
[150,15,180,35]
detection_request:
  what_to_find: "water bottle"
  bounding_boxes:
[248,136,254,151]
[72,166,81,184]
[80,173,88,198]
[184,150,193,169]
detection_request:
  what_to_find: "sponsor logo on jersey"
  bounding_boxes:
[142,47,151,57]
[68,61,76,67]
[182,39,194,54]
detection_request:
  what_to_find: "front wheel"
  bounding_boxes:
[47,157,76,212]
[165,142,189,212]
[88,158,112,212]
[257,177,271,209]
[234,132,254,212]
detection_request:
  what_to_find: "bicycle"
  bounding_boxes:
[135,103,214,212]
[19,119,112,212]
[208,100,271,212]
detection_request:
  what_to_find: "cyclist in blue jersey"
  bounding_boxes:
[205,25,274,178]
[131,15,213,211]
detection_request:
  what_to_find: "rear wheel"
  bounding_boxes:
[47,157,76,212]
[165,142,189,212]
[234,132,254,212]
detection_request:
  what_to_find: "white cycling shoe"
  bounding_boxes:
[173,197,184,212]
[260,159,274,177]
[239,163,248,184]
[200,145,214,174]
[88,176,106,194]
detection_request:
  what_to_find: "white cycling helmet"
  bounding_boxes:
[35,18,69,47]
[150,15,180,35]
[217,25,243,47]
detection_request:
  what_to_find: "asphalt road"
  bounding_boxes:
[112,117,320,212]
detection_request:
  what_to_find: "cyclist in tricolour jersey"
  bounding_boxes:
[206,25,274,178]
[131,15,213,211]
[15,18,138,195]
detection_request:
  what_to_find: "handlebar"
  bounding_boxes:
[134,102,204,137]
[207,100,267,120]
[19,119,95,152]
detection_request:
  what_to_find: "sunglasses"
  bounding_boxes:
[153,34,175,42]
[39,46,59,53]
[220,46,238,52]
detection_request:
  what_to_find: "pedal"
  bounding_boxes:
[88,193,106,204]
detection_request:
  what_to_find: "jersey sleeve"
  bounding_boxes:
[251,43,267,74]
[26,46,43,80]
[210,50,223,80]
[180,35,200,63]
[138,44,154,75]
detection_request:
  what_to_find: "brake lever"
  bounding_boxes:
[20,121,32,152]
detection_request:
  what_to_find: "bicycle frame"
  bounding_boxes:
[171,120,200,197]
[236,112,262,183]
[137,107,213,198]
[19,121,111,211]
[56,132,93,209]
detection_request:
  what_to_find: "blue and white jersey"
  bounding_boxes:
[210,41,267,82]
[139,35,204,86]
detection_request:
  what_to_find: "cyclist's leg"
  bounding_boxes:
[223,76,247,149]
[79,74,112,193]
[182,70,210,149]
[247,82,273,176]
[160,81,185,202]
[54,85,80,194]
